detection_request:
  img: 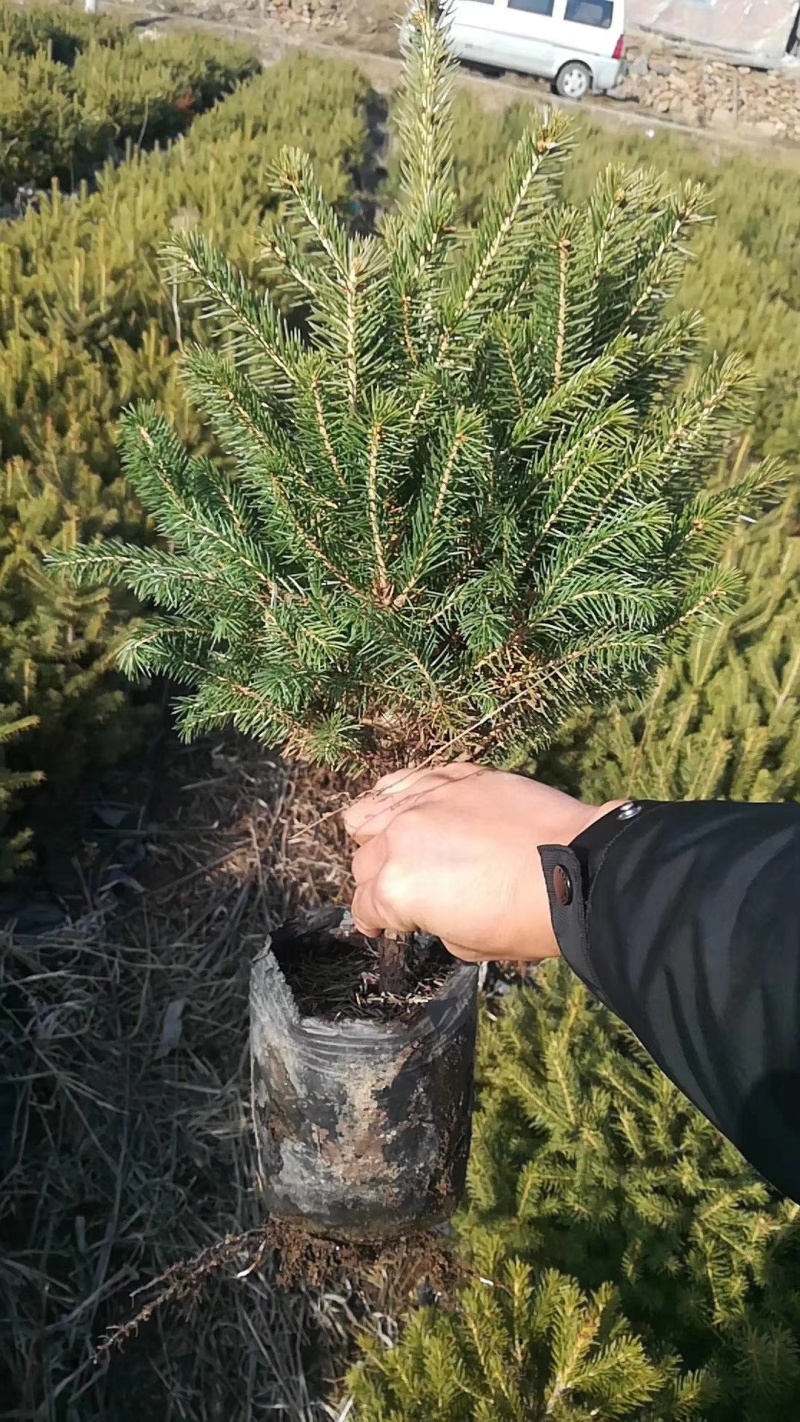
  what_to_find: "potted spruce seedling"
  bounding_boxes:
[55,0,774,1239]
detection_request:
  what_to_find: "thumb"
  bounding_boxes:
[351,882,385,938]
[351,881,416,940]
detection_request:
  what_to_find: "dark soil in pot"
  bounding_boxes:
[251,907,479,1242]
[271,913,454,1022]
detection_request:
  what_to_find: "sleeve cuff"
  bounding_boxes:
[538,800,657,1008]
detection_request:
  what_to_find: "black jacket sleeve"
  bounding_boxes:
[539,800,800,1204]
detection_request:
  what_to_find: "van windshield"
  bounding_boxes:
[565,0,614,26]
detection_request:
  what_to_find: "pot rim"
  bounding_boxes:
[250,910,478,1063]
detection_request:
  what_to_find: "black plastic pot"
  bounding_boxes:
[250,907,479,1240]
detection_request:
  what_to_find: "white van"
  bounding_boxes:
[440,0,626,100]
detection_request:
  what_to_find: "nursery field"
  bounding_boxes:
[3,3,800,863]
[2,4,800,1420]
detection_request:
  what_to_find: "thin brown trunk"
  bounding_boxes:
[376,931,410,996]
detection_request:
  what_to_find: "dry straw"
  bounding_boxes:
[0,738,423,1421]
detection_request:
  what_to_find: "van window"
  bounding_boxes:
[508,0,554,13]
[564,0,613,25]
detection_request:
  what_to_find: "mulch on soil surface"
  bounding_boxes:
[272,917,454,1022]
[2,732,466,1422]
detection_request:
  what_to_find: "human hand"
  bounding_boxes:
[343,764,621,963]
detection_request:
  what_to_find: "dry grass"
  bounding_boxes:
[0,736,409,1421]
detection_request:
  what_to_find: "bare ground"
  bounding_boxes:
[0,736,467,1420]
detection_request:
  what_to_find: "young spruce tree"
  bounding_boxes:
[543,491,800,805]
[350,961,800,1422]
[54,0,774,774]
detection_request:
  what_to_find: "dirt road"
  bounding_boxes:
[117,0,800,167]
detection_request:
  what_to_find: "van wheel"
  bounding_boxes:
[555,62,592,100]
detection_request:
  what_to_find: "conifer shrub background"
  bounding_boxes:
[0,4,259,201]
[0,434,144,802]
[352,962,800,1421]
[0,50,372,841]
[0,0,125,60]
[0,709,41,882]
[353,1249,715,1420]
[542,492,800,805]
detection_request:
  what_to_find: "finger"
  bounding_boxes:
[351,837,387,886]
[344,768,436,843]
[441,939,491,963]
[351,882,388,938]
[351,881,381,936]
[351,909,383,938]
[372,762,482,794]
[344,778,440,842]
[344,791,419,844]
[343,764,483,842]
[369,766,429,795]
[351,880,418,939]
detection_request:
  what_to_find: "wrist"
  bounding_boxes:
[529,799,626,963]
[567,798,627,846]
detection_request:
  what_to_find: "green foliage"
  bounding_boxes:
[0,5,259,200]
[349,468,800,1418]
[352,968,800,1421]
[542,493,800,805]
[441,90,800,476]
[352,1258,710,1420]
[5,16,799,841]
[0,429,144,794]
[0,51,372,839]
[465,971,800,1420]
[56,2,771,770]
[0,707,41,880]
[0,47,370,477]
[0,0,127,62]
